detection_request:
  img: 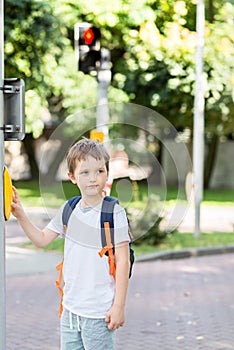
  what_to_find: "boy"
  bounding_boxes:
[12,138,130,350]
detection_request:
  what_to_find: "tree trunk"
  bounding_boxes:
[208,0,214,23]
[204,134,218,189]
[23,133,39,180]
[40,135,72,186]
[148,139,162,185]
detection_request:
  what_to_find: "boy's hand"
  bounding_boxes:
[105,304,125,330]
[11,186,25,219]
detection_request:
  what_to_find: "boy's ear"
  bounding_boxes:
[67,172,77,184]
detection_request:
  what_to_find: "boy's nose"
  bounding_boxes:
[89,172,97,181]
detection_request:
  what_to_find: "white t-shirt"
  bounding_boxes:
[46,200,130,318]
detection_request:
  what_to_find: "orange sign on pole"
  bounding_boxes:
[90,130,104,143]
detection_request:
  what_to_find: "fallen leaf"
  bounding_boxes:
[176,335,185,340]
[196,335,204,340]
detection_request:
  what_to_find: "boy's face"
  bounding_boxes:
[68,155,108,197]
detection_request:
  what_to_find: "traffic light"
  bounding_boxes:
[75,23,101,74]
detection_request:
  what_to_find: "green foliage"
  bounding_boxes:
[5,0,64,83]
[5,0,234,141]
[5,0,69,136]
[204,3,234,137]
[111,1,234,138]
[126,194,168,246]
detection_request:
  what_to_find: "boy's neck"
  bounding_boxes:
[80,195,103,208]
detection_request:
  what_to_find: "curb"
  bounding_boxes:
[136,244,234,262]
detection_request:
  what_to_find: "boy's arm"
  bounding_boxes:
[105,242,130,330]
[11,186,58,247]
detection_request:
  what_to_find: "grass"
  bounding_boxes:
[15,180,234,256]
[25,231,234,257]
[133,231,234,256]
[203,189,234,206]
[13,180,234,208]
[13,180,80,208]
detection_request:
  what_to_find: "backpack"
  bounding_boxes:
[56,195,134,317]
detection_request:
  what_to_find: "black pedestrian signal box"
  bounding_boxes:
[3,78,25,141]
[75,23,101,74]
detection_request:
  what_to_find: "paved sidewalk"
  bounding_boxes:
[177,205,234,233]
[5,204,234,349]
[7,272,60,350]
[117,254,234,350]
[6,254,234,350]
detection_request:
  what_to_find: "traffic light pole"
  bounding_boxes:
[96,48,111,142]
[193,0,205,238]
[0,0,6,348]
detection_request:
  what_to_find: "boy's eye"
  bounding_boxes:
[98,169,106,174]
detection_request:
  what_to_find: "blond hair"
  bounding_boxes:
[67,138,110,175]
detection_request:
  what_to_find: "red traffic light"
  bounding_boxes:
[78,26,101,47]
[75,23,101,73]
[84,28,95,45]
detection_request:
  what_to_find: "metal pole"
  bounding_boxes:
[193,0,205,238]
[0,0,6,348]
[96,48,111,142]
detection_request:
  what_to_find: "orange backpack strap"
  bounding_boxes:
[98,222,116,280]
[56,258,64,317]
[56,196,82,317]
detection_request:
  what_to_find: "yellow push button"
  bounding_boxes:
[4,166,13,221]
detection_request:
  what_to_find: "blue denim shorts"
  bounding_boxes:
[60,309,116,350]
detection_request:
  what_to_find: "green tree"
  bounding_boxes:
[5,0,130,179]
[5,0,68,178]
[5,0,234,187]
[108,1,234,187]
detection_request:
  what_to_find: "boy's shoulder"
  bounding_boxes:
[62,195,124,225]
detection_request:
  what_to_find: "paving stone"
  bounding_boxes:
[4,209,234,350]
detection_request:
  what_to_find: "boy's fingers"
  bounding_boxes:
[105,314,110,324]
[108,321,119,330]
[12,186,16,196]
[12,186,19,200]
